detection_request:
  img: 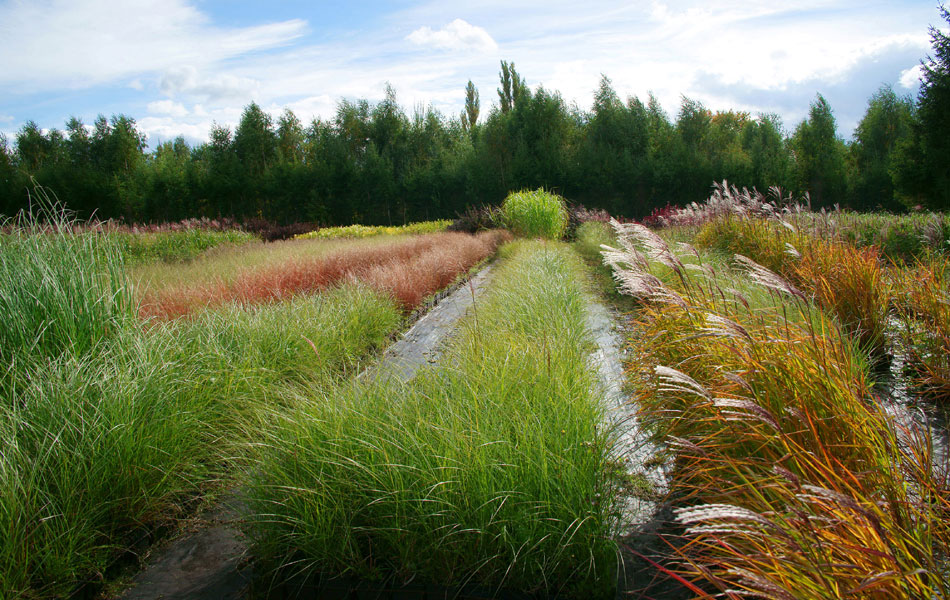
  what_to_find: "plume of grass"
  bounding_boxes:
[605,220,950,599]
[246,241,623,598]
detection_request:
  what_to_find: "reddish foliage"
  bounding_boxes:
[139,230,511,320]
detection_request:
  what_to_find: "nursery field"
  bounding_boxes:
[1,185,949,599]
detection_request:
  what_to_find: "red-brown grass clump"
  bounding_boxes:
[795,241,890,357]
[140,231,510,320]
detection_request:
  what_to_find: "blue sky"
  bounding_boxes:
[0,0,941,148]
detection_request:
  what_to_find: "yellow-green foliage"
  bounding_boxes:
[293,220,450,241]
[500,189,569,240]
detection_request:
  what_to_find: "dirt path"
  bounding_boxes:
[360,264,495,383]
[585,300,671,598]
[116,266,496,600]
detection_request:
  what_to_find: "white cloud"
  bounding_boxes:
[407,19,498,52]
[899,64,924,88]
[129,79,144,91]
[147,100,189,117]
[160,66,260,101]
[0,0,306,93]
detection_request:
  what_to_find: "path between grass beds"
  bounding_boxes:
[117,265,498,600]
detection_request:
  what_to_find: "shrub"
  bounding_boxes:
[500,189,569,240]
[446,205,498,233]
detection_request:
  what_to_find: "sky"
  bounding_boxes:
[0,0,942,149]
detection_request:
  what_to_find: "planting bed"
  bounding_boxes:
[139,230,508,320]
[119,261,501,599]
[603,186,950,598]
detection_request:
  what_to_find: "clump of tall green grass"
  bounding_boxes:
[603,220,949,599]
[247,241,623,597]
[500,189,569,240]
[0,196,133,370]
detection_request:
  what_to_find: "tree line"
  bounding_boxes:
[0,8,947,224]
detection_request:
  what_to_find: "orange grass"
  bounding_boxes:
[695,216,892,357]
[140,231,510,320]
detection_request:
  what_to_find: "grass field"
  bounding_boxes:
[1,186,947,599]
[0,209,507,598]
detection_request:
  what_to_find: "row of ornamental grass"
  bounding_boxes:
[138,230,509,320]
[246,240,627,598]
[603,217,949,598]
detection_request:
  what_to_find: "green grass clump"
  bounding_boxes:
[113,229,258,264]
[500,189,569,240]
[248,240,622,598]
[293,219,451,241]
[0,207,134,385]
